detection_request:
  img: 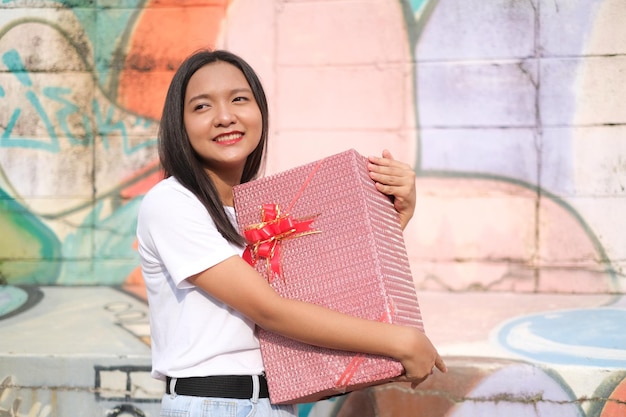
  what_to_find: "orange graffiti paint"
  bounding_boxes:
[120,160,163,199]
[601,377,626,417]
[118,0,232,293]
[117,0,233,120]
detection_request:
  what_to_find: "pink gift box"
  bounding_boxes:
[233,149,424,404]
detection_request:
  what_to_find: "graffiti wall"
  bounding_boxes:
[0,0,625,416]
[1,0,624,293]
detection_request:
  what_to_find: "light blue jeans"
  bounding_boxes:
[160,377,297,417]
[160,394,297,417]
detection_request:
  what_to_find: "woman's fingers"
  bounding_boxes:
[368,150,416,229]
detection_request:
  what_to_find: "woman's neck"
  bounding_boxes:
[206,169,241,207]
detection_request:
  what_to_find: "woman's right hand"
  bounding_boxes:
[394,327,447,387]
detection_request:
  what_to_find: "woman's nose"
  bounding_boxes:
[213,104,236,126]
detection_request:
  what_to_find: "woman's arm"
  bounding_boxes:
[367,150,417,230]
[188,255,446,381]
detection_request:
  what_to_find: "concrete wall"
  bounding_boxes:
[1,0,625,416]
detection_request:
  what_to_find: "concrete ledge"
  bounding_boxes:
[1,287,625,416]
[0,286,161,417]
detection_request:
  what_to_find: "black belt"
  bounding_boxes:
[166,374,269,399]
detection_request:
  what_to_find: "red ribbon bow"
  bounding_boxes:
[242,203,319,282]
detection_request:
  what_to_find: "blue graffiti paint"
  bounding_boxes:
[93,100,156,155]
[496,308,626,368]
[1,90,61,152]
[92,99,156,154]
[410,0,429,13]
[2,49,32,86]
[44,86,94,146]
[1,50,61,151]
[93,99,125,150]
[297,397,339,417]
[1,49,155,154]
[0,286,27,317]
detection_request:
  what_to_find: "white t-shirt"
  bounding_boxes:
[136,176,264,380]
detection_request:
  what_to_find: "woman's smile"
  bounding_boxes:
[214,131,244,145]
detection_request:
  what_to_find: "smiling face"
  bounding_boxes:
[183,60,263,181]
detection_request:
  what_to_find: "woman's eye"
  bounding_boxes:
[233,96,249,102]
[194,103,209,110]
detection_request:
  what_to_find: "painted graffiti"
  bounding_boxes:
[0,47,154,154]
[0,0,620,293]
[103,300,151,347]
[0,19,159,285]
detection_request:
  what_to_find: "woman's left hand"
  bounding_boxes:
[367,149,416,230]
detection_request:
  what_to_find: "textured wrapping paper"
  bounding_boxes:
[233,149,424,404]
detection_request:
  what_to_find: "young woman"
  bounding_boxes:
[137,49,446,417]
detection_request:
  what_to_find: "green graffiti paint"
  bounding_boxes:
[61,197,142,285]
[0,188,61,283]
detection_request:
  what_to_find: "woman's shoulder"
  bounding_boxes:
[139,177,199,214]
[144,177,192,200]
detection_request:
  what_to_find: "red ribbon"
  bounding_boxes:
[335,308,395,388]
[242,203,319,282]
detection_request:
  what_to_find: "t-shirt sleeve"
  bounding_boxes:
[137,182,241,289]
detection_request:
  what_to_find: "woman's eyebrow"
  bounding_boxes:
[187,93,210,105]
[187,88,252,105]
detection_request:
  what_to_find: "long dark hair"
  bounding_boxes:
[158,49,269,245]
